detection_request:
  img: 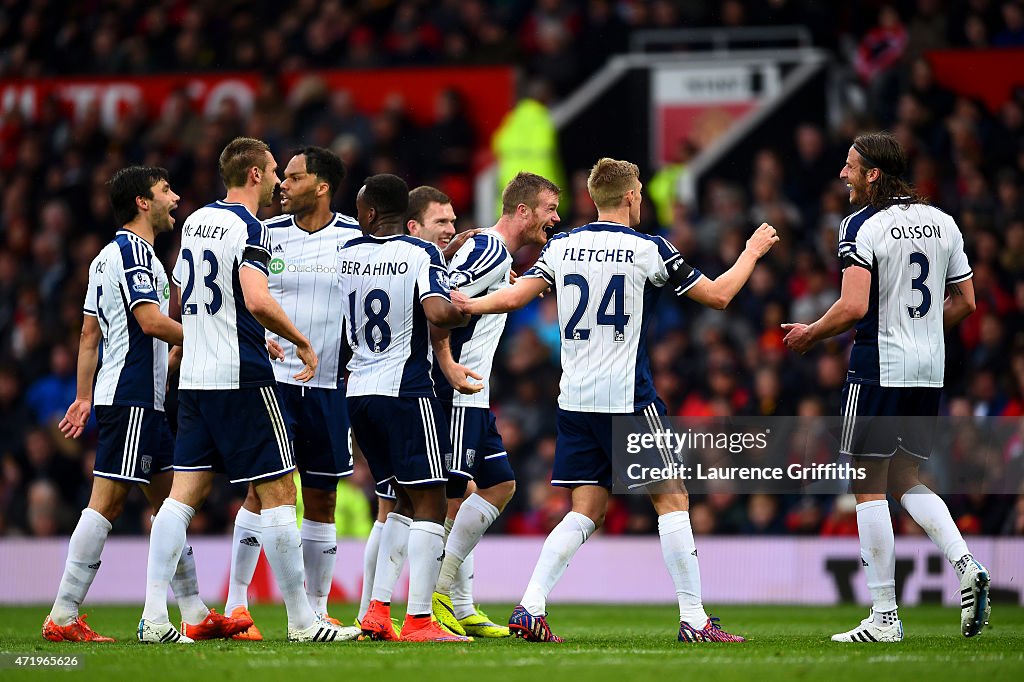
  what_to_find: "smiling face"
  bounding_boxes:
[525,189,561,245]
[279,154,322,217]
[147,178,180,234]
[411,201,456,246]
[839,146,876,206]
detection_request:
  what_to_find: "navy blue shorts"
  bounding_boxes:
[278,381,353,491]
[375,480,397,500]
[94,405,174,484]
[553,400,669,489]
[348,395,450,489]
[174,386,295,484]
[840,382,942,459]
[444,404,515,494]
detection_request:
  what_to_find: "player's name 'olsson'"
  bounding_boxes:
[337,260,409,276]
[889,224,942,240]
[564,247,635,263]
[183,224,230,239]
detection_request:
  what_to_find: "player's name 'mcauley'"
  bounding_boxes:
[889,224,942,240]
[337,260,409,276]
[182,224,229,239]
[563,247,636,263]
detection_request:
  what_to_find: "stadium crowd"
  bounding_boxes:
[2,0,1024,540]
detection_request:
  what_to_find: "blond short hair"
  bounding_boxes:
[219,137,270,189]
[587,158,639,209]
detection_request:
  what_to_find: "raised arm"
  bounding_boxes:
[684,222,778,310]
[59,315,101,439]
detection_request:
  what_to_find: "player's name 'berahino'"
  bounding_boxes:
[338,260,409,276]
[564,247,635,263]
[889,224,942,240]
[182,224,229,239]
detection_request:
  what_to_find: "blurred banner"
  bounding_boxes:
[2,536,1021,606]
[0,66,513,138]
[650,62,780,165]
[926,49,1024,113]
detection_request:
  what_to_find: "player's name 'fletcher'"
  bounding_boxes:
[337,260,409,276]
[889,224,942,240]
[564,247,635,263]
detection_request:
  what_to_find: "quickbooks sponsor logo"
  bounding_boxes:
[269,258,286,274]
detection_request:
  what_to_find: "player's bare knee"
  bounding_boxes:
[242,483,262,513]
[480,480,516,511]
[253,472,296,509]
[445,495,463,520]
[87,478,130,521]
[377,496,396,522]
[302,487,336,523]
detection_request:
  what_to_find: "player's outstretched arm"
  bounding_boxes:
[59,315,101,440]
[943,278,976,331]
[239,267,318,381]
[452,276,549,315]
[132,301,184,346]
[782,265,871,354]
[684,222,778,310]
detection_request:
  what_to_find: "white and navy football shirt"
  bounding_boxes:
[172,200,276,390]
[337,235,451,398]
[84,230,171,410]
[434,230,513,408]
[264,211,361,389]
[839,202,972,388]
[523,221,703,413]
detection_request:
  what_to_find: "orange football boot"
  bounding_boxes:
[181,608,254,640]
[228,607,263,641]
[360,600,399,641]
[400,614,472,642]
[42,614,115,642]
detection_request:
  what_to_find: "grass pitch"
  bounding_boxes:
[1,604,1022,681]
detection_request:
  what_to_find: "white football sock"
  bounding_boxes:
[451,551,476,620]
[51,508,112,625]
[225,507,263,612]
[856,500,898,616]
[171,543,211,625]
[358,521,384,621]
[520,511,596,616]
[436,494,499,596]
[300,519,337,614]
[658,511,709,627]
[407,520,445,617]
[900,484,970,565]
[142,499,193,623]
[261,505,316,630]
[370,512,411,603]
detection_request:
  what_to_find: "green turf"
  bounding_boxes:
[2,604,1022,681]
